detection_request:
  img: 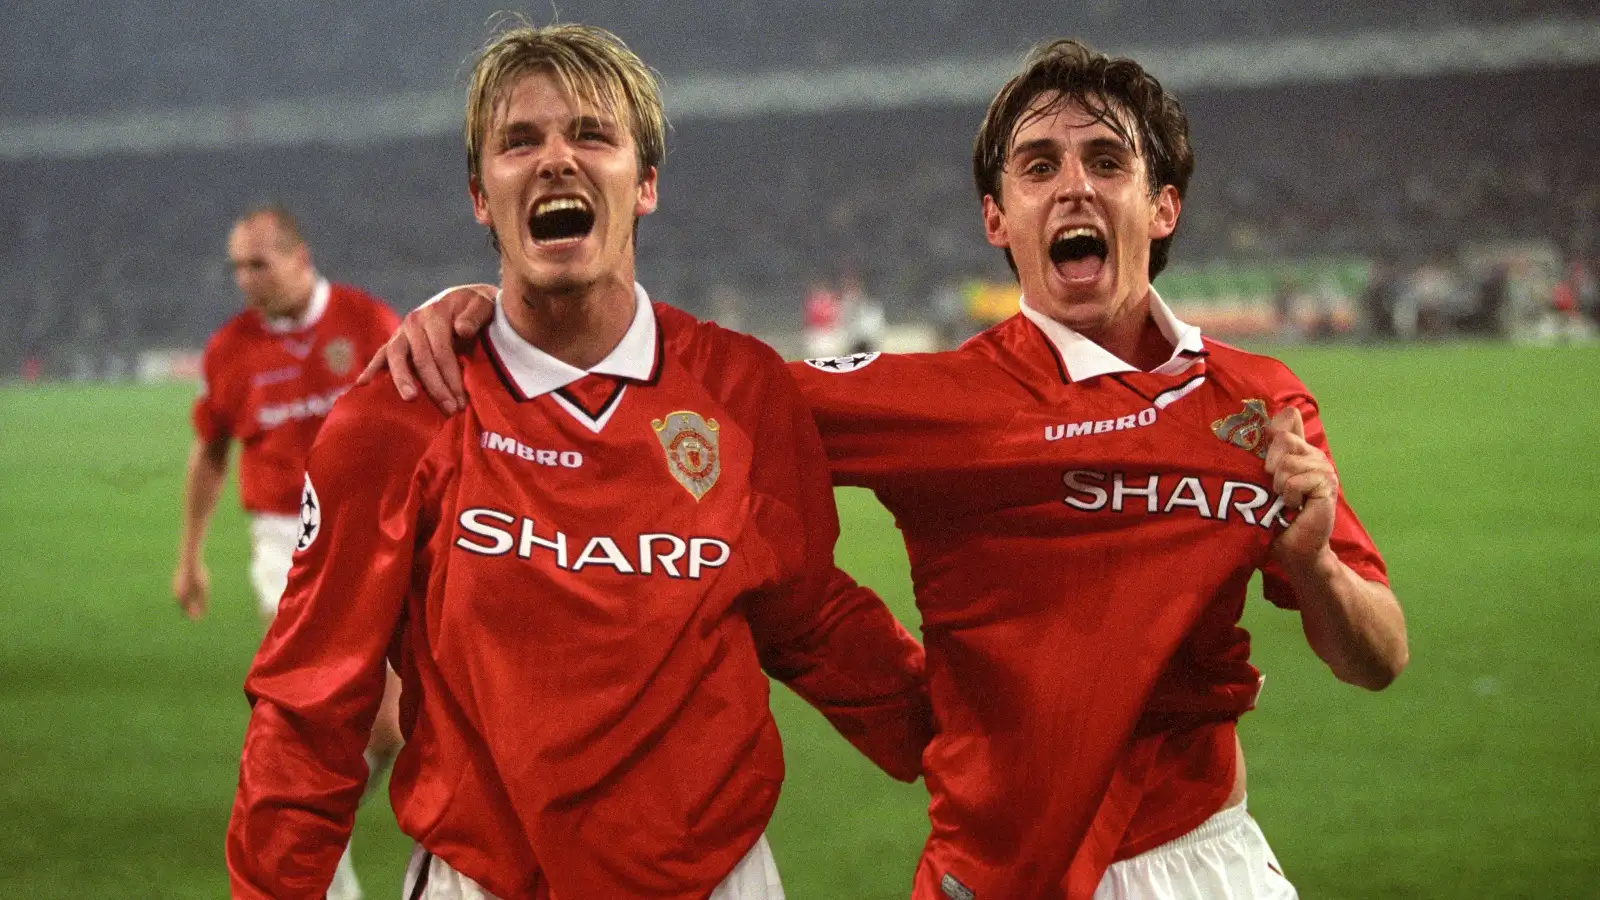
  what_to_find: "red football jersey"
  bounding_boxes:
[791,296,1386,899]
[227,291,930,900]
[192,279,398,514]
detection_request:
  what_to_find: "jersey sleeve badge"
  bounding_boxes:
[296,473,322,552]
[803,351,880,373]
[1212,398,1271,458]
[652,411,721,500]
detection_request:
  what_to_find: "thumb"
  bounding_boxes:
[1268,405,1304,439]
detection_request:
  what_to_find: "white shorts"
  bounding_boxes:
[249,513,300,619]
[400,834,784,900]
[1093,801,1297,900]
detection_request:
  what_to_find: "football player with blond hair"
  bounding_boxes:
[227,22,929,900]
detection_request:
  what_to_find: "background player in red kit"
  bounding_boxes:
[369,39,1408,900]
[176,205,400,900]
[226,23,929,900]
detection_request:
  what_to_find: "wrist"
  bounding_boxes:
[1284,545,1343,596]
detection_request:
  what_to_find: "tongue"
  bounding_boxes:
[1057,254,1104,282]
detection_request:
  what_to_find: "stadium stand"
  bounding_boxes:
[2,3,1597,375]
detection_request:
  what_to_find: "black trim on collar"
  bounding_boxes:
[552,377,627,420]
[1112,369,1208,406]
[1109,372,1157,404]
[1152,373,1208,408]
[480,311,661,403]
[481,331,532,402]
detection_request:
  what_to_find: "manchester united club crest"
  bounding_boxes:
[1212,398,1271,458]
[323,337,355,376]
[652,410,721,500]
[296,474,322,552]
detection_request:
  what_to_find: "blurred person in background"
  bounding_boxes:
[368,37,1407,900]
[842,274,888,354]
[175,204,402,900]
[802,280,845,357]
[227,23,929,900]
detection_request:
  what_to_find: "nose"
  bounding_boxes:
[1056,157,1094,203]
[536,134,578,181]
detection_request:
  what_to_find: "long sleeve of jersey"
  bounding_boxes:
[1259,381,1389,607]
[192,335,238,444]
[227,379,442,899]
[788,354,1014,489]
[743,362,931,782]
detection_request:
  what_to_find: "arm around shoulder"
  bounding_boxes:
[743,357,931,780]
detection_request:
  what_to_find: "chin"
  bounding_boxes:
[532,267,598,296]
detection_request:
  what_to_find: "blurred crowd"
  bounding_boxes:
[3,14,1597,378]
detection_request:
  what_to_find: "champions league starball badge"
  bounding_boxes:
[296,474,322,552]
[803,351,880,373]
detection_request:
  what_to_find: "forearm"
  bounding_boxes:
[759,569,931,782]
[178,440,227,565]
[228,698,370,898]
[1289,548,1408,690]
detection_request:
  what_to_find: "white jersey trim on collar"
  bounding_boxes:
[1019,286,1204,381]
[486,282,657,400]
[263,276,331,334]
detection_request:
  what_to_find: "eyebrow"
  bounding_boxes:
[1009,137,1060,161]
[1083,135,1135,156]
[570,114,618,135]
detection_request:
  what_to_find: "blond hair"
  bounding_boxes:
[464,20,666,188]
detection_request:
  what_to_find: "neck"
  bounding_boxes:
[1079,315,1173,372]
[500,271,636,370]
[1069,286,1172,371]
[274,272,318,321]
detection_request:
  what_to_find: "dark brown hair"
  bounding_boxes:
[973,39,1194,279]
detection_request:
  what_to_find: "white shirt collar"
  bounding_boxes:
[487,282,658,399]
[262,276,330,334]
[1019,286,1204,381]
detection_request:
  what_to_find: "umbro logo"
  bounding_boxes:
[480,430,584,468]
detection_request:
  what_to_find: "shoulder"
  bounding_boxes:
[202,311,261,363]
[1201,337,1312,402]
[658,302,792,391]
[328,282,399,325]
[312,374,450,479]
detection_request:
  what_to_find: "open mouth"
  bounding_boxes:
[1049,226,1108,281]
[528,196,595,246]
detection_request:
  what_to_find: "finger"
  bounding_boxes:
[1264,433,1288,474]
[1282,470,1336,506]
[1273,449,1333,481]
[385,335,419,401]
[1274,469,1302,508]
[357,346,387,385]
[453,290,497,339]
[1280,405,1306,439]
[411,316,461,413]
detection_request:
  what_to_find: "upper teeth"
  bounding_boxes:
[1061,227,1099,241]
[536,197,589,216]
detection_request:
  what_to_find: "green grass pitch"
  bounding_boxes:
[1,343,1596,898]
